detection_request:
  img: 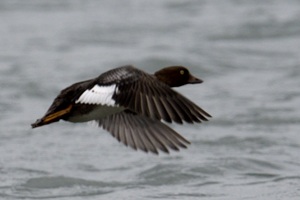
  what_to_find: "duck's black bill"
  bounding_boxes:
[188,74,203,84]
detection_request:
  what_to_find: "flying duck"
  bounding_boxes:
[31,65,211,154]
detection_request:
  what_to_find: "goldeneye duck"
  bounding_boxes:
[31,65,211,154]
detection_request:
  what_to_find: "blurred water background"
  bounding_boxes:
[0,0,300,199]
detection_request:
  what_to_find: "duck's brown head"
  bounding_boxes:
[154,66,203,87]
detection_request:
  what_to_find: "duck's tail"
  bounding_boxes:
[31,104,73,128]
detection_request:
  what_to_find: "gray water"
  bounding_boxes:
[1,0,300,199]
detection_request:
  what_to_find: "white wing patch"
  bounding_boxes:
[75,84,116,106]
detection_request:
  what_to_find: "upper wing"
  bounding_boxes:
[95,65,211,124]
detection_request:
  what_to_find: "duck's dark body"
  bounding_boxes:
[32,65,211,154]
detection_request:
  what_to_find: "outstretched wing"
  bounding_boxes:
[97,110,190,154]
[94,65,211,124]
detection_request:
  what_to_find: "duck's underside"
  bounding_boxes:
[31,103,191,154]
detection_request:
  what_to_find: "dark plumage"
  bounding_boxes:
[32,65,211,154]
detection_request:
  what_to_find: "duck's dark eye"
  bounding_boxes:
[180,70,185,75]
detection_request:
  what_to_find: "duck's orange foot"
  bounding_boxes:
[31,104,73,128]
